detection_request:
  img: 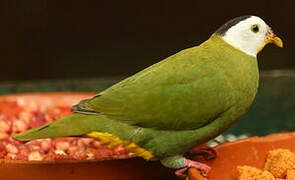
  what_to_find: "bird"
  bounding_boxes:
[13,15,283,178]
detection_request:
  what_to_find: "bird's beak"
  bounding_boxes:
[257,29,283,53]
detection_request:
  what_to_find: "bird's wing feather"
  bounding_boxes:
[74,45,236,130]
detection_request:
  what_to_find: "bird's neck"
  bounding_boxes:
[211,34,258,57]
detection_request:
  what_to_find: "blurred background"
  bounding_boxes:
[0,0,294,81]
[0,0,294,136]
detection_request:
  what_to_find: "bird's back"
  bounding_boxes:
[77,35,259,131]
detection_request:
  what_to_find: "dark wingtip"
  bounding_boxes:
[215,15,252,36]
[72,100,99,115]
[71,104,79,112]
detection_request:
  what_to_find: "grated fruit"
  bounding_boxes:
[0,99,130,161]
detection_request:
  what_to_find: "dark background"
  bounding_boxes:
[1,0,294,81]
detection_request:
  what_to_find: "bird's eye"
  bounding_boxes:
[251,24,260,33]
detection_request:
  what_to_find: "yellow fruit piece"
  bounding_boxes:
[264,149,295,178]
[287,169,295,180]
[238,166,275,180]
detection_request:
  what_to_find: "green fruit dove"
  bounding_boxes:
[13,15,283,178]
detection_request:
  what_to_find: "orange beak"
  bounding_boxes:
[257,29,283,52]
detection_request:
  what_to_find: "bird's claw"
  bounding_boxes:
[175,159,211,178]
[188,145,218,160]
[175,167,189,179]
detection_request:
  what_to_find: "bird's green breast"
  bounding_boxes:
[146,36,259,154]
[206,35,259,108]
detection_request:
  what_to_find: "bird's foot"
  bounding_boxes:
[175,159,211,178]
[187,145,217,160]
[160,155,211,178]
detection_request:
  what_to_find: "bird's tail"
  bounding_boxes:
[13,113,110,141]
[13,113,156,160]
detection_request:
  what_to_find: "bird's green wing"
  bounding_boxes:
[74,38,237,130]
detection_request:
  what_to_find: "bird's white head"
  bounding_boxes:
[215,15,283,57]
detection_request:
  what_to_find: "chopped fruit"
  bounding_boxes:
[237,149,295,180]
[5,144,19,154]
[287,169,295,180]
[0,99,130,161]
[264,149,295,178]
[28,151,43,161]
[238,166,275,180]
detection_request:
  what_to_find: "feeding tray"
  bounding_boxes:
[0,93,176,180]
[188,132,295,180]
